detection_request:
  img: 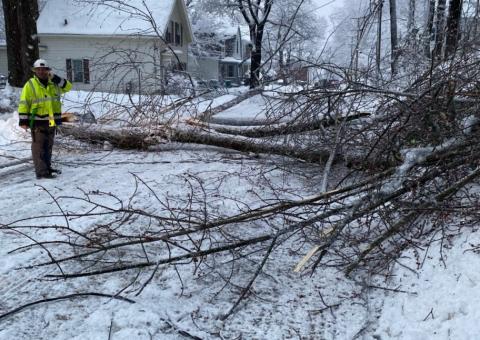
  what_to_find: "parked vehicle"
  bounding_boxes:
[314,78,341,89]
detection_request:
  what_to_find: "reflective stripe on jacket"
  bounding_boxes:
[18,76,72,128]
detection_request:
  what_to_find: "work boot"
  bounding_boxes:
[36,173,57,179]
[49,168,62,175]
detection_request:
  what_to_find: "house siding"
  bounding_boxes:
[0,47,7,77]
[189,26,251,86]
[160,0,190,68]
[187,56,219,82]
[40,34,189,93]
[1,0,192,93]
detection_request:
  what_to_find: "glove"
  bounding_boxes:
[51,74,67,87]
[52,74,65,86]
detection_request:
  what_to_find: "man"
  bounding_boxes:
[18,59,72,179]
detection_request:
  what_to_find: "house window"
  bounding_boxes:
[174,22,181,45]
[225,38,235,57]
[66,58,90,84]
[166,20,183,46]
[166,21,173,43]
[72,60,84,82]
[227,65,235,78]
[181,25,184,46]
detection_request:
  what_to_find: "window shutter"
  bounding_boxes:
[66,59,73,82]
[166,21,174,43]
[181,24,183,46]
[166,22,171,43]
[83,59,90,84]
[175,22,180,45]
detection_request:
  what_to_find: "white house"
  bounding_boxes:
[188,26,251,87]
[1,0,194,94]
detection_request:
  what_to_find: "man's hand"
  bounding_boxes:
[50,73,66,87]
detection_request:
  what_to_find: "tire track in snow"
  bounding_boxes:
[0,264,59,313]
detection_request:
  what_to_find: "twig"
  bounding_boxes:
[46,234,272,278]
[108,316,114,340]
[367,284,416,295]
[135,261,162,297]
[221,235,278,320]
[34,171,390,268]
[345,166,480,275]
[0,292,135,322]
[423,308,434,321]
[177,330,203,340]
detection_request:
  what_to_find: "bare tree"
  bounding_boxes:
[473,0,480,38]
[237,0,274,88]
[389,0,399,75]
[423,0,436,58]
[0,3,4,40]
[407,0,416,34]
[266,0,313,84]
[433,0,448,59]
[376,0,384,80]
[1,0,39,86]
[445,0,464,57]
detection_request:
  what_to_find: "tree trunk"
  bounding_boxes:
[376,0,384,81]
[473,0,480,39]
[249,24,265,89]
[277,28,287,84]
[407,0,415,34]
[237,0,273,89]
[445,0,463,57]
[389,0,399,75]
[1,0,39,87]
[423,0,436,58]
[197,112,370,138]
[433,0,447,60]
[58,124,335,163]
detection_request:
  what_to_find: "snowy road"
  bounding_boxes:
[0,146,375,339]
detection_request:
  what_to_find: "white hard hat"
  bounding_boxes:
[32,59,51,69]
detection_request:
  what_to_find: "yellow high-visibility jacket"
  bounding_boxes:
[18,75,72,128]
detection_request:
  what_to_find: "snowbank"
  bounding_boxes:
[376,230,480,339]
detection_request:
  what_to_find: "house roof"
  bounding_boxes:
[37,0,190,38]
[192,12,250,41]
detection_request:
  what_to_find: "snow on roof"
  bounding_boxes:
[37,0,176,37]
[192,11,249,41]
[215,23,246,39]
[220,57,243,64]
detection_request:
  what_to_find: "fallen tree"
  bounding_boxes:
[188,111,371,138]
[58,122,336,163]
[4,124,479,320]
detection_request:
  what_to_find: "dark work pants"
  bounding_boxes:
[31,126,56,177]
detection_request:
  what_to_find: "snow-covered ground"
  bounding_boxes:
[1,86,479,339]
[376,230,480,340]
